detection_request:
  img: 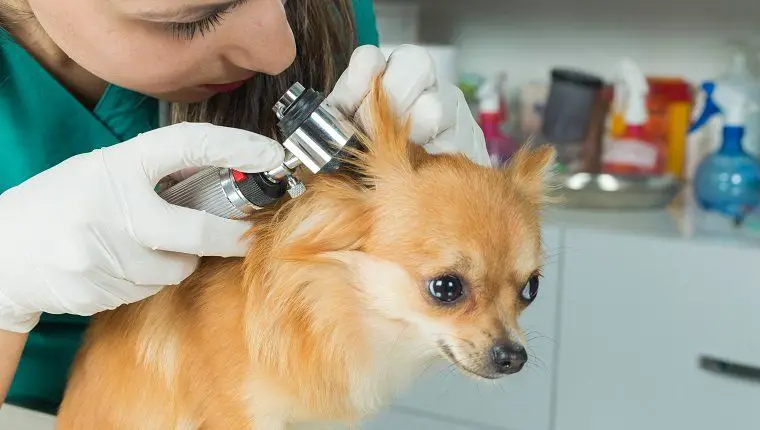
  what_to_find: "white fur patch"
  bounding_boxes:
[241,378,292,429]
[327,252,439,414]
[348,318,433,415]
[136,325,179,386]
[175,417,198,430]
[512,235,539,278]
[285,208,329,244]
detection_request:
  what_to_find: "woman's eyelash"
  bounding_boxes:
[166,0,249,40]
[168,13,225,40]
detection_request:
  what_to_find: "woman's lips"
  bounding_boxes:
[201,79,248,93]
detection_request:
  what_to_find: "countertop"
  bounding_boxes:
[543,198,760,252]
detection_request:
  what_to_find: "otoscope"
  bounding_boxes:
[158,83,358,219]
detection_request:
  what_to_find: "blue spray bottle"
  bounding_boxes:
[690,81,760,225]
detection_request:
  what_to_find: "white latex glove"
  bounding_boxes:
[0,122,285,333]
[327,44,492,167]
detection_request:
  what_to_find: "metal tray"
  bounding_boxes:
[552,172,682,209]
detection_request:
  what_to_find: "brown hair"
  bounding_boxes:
[1,0,358,140]
[171,0,358,141]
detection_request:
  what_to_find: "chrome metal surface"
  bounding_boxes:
[280,100,355,174]
[158,82,355,219]
[218,168,260,214]
[553,172,682,209]
[274,82,305,120]
[159,167,252,219]
[265,153,300,181]
[286,176,306,198]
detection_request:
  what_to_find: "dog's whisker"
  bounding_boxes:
[522,329,557,347]
[526,353,549,376]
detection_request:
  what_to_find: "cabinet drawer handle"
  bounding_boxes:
[699,355,760,384]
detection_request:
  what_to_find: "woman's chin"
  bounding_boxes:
[151,87,226,104]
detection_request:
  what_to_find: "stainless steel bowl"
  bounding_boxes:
[552,172,683,209]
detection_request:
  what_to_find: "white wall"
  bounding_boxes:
[377,0,760,88]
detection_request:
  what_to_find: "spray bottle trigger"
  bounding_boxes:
[689,82,720,133]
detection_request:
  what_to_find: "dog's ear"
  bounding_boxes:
[346,74,426,183]
[502,144,559,204]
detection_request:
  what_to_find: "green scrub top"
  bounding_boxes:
[2,0,378,416]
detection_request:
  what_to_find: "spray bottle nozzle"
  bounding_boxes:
[689,81,758,133]
[616,57,649,126]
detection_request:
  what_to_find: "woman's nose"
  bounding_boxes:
[223,0,296,75]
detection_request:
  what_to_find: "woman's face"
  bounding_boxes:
[26,0,296,102]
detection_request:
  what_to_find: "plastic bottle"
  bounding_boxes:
[477,76,518,166]
[690,81,760,224]
[684,45,760,181]
[718,46,760,158]
[602,58,664,175]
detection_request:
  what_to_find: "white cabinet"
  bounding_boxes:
[554,228,760,430]
[361,407,487,429]
[377,226,563,430]
[0,405,55,430]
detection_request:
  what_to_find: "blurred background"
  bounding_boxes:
[2,1,759,429]
[361,0,760,429]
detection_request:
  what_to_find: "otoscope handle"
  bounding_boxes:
[158,167,286,219]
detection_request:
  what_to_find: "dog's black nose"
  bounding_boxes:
[490,342,527,374]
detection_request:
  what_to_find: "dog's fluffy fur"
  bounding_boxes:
[56,75,556,429]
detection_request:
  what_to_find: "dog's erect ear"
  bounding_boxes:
[503,144,558,203]
[347,73,425,182]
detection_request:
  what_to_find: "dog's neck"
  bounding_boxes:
[239,250,437,426]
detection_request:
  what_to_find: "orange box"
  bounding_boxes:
[610,78,694,178]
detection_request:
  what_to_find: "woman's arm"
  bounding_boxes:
[0,329,27,405]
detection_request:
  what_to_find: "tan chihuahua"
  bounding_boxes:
[56,74,557,429]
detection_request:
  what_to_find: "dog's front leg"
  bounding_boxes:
[252,417,288,430]
[199,417,285,430]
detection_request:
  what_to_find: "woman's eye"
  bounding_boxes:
[165,0,249,40]
[428,275,464,303]
[168,13,224,40]
[521,275,540,302]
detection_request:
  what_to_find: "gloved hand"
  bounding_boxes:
[0,122,285,333]
[327,44,492,167]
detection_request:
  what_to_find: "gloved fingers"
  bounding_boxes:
[68,278,164,314]
[469,128,494,167]
[422,138,460,156]
[422,88,493,167]
[425,124,492,167]
[124,122,285,185]
[355,44,438,136]
[0,284,41,333]
[455,93,493,167]
[30,271,133,316]
[0,310,40,333]
[325,45,387,117]
[404,83,459,145]
[132,201,254,257]
[114,247,200,287]
[168,166,206,182]
[378,44,439,115]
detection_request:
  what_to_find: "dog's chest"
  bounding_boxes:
[345,322,435,416]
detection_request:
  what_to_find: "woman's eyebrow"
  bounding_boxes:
[134,0,238,21]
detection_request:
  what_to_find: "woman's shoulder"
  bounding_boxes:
[0,26,157,192]
[351,0,379,47]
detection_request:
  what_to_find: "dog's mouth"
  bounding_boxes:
[436,340,501,380]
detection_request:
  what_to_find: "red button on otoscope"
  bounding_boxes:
[231,169,247,182]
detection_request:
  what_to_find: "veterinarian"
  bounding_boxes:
[0,0,490,416]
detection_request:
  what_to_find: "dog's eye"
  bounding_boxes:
[521,275,539,302]
[428,275,464,303]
